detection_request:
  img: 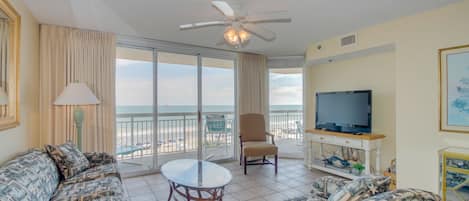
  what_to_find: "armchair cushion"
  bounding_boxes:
[242,141,278,157]
[45,142,90,180]
[362,188,441,201]
[328,175,391,201]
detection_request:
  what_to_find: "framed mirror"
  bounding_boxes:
[0,0,20,130]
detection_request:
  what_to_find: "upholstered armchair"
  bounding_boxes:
[239,113,278,175]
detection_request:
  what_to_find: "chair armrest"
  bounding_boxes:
[311,176,350,199]
[265,132,275,145]
[363,188,442,201]
[84,152,117,167]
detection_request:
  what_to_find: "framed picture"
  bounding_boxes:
[440,44,469,133]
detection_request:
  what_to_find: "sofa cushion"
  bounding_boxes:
[62,163,120,185]
[328,176,390,201]
[45,142,90,179]
[0,149,60,201]
[51,176,126,201]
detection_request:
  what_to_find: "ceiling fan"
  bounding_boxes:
[179,0,292,48]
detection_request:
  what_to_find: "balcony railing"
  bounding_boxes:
[116,110,303,160]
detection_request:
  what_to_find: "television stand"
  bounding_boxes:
[304,129,385,179]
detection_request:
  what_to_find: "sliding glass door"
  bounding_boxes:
[202,57,236,161]
[115,45,236,176]
[115,46,157,176]
[157,52,199,165]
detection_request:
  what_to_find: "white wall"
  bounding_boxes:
[305,51,396,171]
[0,0,39,163]
[305,0,469,192]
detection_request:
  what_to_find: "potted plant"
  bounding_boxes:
[352,163,365,175]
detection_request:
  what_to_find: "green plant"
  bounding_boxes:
[353,163,365,174]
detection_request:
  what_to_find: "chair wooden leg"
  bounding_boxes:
[275,155,278,174]
[244,156,247,175]
[240,151,243,166]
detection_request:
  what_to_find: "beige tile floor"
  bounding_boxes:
[123,159,331,201]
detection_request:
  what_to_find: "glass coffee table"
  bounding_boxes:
[161,159,232,201]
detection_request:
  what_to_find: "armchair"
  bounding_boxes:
[239,113,278,175]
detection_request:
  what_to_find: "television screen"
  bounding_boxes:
[315,90,371,133]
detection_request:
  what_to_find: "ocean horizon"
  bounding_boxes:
[117,105,302,114]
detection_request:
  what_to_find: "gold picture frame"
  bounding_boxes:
[0,0,20,131]
[439,44,469,134]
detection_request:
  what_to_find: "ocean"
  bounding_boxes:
[116,105,302,114]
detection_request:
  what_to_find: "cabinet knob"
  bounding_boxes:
[320,137,324,140]
[345,141,350,144]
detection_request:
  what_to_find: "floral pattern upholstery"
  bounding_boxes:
[0,149,60,201]
[329,175,391,201]
[62,163,120,185]
[51,176,126,201]
[287,176,441,201]
[45,142,90,179]
[311,176,350,199]
[84,152,117,168]
[0,146,128,201]
[362,188,442,201]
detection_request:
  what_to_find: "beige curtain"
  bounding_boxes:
[39,24,116,154]
[237,53,268,116]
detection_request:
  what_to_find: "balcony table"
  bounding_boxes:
[161,159,232,201]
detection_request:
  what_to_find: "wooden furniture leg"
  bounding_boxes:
[275,155,278,174]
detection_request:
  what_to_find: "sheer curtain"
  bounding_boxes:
[237,53,268,116]
[39,24,116,153]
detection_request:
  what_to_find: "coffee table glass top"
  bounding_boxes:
[161,159,232,189]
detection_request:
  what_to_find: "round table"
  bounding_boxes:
[161,159,232,201]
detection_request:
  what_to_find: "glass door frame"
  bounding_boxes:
[117,37,238,174]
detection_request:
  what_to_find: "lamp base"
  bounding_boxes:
[73,107,84,151]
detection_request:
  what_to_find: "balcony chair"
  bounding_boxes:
[239,113,278,175]
[205,114,230,147]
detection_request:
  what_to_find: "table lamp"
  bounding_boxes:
[54,82,100,151]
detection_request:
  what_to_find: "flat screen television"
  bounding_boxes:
[315,90,372,134]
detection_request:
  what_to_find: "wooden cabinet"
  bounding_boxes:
[304,129,385,179]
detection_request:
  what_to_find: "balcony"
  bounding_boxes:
[116,110,303,174]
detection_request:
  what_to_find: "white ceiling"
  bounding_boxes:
[24,0,460,57]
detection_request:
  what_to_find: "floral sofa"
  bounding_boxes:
[0,148,128,201]
[289,175,441,201]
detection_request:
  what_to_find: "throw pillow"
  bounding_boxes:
[328,176,391,201]
[45,142,90,179]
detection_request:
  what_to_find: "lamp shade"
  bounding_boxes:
[54,82,100,105]
[0,89,8,105]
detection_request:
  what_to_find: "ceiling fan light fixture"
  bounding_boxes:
[238,29,250,43]
[223,26,250,47]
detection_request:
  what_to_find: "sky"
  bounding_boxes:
[116,59,302,106]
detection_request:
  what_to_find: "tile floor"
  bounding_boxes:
[123,159,331,201]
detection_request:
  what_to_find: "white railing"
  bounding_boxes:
[116,110,303,159]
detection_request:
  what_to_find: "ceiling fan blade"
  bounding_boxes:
[212,1,235,17]
[243,11,292,23]
[179,21,229,30]
[241,24,276,41]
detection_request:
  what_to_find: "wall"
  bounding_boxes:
[304,51,396,171]
[0,0,39,163]
[305,0,469,192]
